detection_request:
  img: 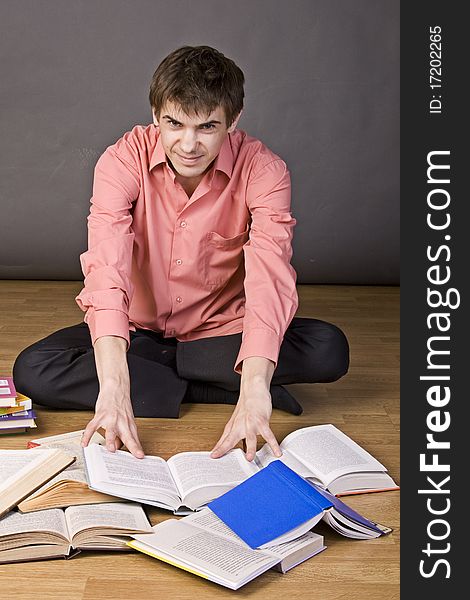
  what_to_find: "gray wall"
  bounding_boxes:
[0,0,399,283]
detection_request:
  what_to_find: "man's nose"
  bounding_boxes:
[179,129,198,154]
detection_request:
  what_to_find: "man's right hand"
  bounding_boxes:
[81,386,145,458]
[80,335,145,459]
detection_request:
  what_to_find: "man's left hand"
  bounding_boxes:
[210,381,282,461]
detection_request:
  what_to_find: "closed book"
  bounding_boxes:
[0,427,28,436]
[0,394,32,416]
[0,408,36,431]
[0,377,17,408]
[0,419,36,431]
[0,410,36,422]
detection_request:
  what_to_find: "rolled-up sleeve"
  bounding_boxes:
[75,146,140,347]
[234,159,298,374]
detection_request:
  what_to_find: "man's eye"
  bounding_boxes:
[201,123,215,130]
[169,120,181,127]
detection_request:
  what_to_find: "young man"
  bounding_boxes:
[13,46,349,461]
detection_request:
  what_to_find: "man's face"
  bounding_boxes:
[153,101,240,183]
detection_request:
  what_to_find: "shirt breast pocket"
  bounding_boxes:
[203,226,250,287]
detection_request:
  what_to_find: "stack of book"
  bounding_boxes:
[0,377,36,435]
[0,435,153,564]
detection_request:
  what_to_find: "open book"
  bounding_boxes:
[0,502,152,564]
[0,449,75,518]
[255,424,399,495]
[128,507,325,589]
[84,445,259,513]
[208,461,392,549]
[83,424,398,513]
[18,430,120,512]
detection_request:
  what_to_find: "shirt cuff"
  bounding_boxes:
[234,328,282,375]
[84,308,131,349]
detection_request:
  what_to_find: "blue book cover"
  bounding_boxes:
[207,460,332,548]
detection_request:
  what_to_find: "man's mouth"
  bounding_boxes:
[176,154,203,164]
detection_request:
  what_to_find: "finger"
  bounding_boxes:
[81,419,98,448]
[104,427,118,452]
[210,435,227,457]
[261,426,282,458]
[210,433,238,459]
[244,433,258,462]
[121,430,145,459]
[210,423,234,455]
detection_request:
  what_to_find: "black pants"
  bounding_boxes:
[12,317,349,418]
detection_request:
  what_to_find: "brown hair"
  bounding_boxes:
[149,46,244,127]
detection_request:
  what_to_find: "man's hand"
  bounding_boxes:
[81,385,145,458]
[81,335,144,459]
[210,357,282,461]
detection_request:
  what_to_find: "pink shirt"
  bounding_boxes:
[75,125,298,374]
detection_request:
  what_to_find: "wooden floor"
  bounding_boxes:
[0,281,400,600]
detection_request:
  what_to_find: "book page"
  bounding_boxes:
[29,432,104,493]
[264,531,324,559]
[133,519,278,583]
[182,507,246,542]
[65,502,151,538]
[85,444,178,495]
[326,509,381,537]
[0,508,68,540]
[29,429,104,446]
[167,450,259,498]
[280,424,386,483]
[182,509,323,558]
[0,449,60,491]
[255,444,314,478]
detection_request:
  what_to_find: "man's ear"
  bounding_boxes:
[152,109,159,127]
[227,110,243,133]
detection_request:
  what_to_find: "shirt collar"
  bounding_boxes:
[212,134,233,179]
[149,131,167,171]
[149,129,234,179]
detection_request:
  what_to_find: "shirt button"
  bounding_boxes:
[176,259,183,265]
[180,221,187,228]
[176,296,183,303]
